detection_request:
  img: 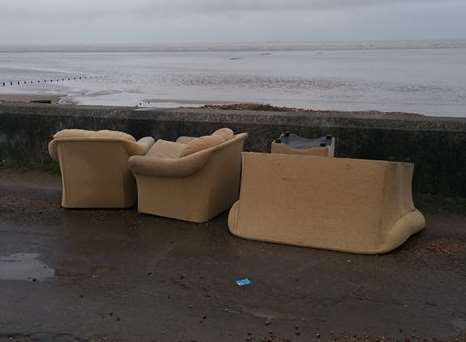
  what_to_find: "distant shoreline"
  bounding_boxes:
[0,93,427,118]
[1,39,466,53]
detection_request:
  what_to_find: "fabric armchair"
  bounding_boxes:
[49,129,155,209]
[129,132,248,223]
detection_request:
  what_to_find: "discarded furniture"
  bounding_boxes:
[271,133,335,157]
[49,129,154,208]
[228,152,425,254]
[129,129,248,223]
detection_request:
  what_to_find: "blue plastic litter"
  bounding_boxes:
[236,278,252,286]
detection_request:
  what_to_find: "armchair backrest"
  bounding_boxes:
[187,133,248,157]
[129,133,248,178]
[49,132,146,161]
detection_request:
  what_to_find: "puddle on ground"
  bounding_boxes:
[0,253,55,281]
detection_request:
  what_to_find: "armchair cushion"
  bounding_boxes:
[176,136,197,144]
[128,137,156,155]
[129,148,212,178]
[147,139,187,159]
[212,128,234,141]
[180,135,225,157]
[179,128,235,157]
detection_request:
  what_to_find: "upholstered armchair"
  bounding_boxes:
[49,129,154,208]
[129,129,248,223]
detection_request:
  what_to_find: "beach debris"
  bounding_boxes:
[236,278,252,286]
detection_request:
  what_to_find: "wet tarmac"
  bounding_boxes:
[0,253,54,281]
[0,169,465,342]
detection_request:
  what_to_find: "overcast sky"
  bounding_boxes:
[1,0,466,45]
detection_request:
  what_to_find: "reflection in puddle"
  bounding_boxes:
[0,253,55,281]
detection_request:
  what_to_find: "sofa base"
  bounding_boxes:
[228,201,426,255]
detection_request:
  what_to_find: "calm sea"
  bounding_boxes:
[1,41,466,117]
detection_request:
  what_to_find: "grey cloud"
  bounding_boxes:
[0,0,457,17]
[0,0,465,45]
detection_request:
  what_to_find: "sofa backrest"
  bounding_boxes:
[232,152,415,252]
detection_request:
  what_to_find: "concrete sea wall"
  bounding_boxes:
[1,103,465,197]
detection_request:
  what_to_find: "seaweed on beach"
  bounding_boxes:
[200,103,316,112]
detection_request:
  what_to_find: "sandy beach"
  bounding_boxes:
[0,93,64,105]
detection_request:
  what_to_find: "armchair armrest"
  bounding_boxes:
[126,137,155,156]
[137,137,156,152]
[129,149,213,178]
[48,140,58,161]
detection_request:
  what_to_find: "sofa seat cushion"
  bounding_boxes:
[147,139,187,159]
[54,129,136,142]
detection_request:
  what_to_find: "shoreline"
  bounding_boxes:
[0,93,64,105]
[0,92,429,117]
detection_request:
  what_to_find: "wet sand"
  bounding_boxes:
[0,93,64,105]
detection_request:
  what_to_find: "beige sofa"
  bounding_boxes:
[228,152,426,254]
[49,129,154,209]
[129,129,248,223]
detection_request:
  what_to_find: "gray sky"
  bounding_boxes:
[1,0,466,45]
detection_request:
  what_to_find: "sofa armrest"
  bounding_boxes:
[129,149,212,178]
